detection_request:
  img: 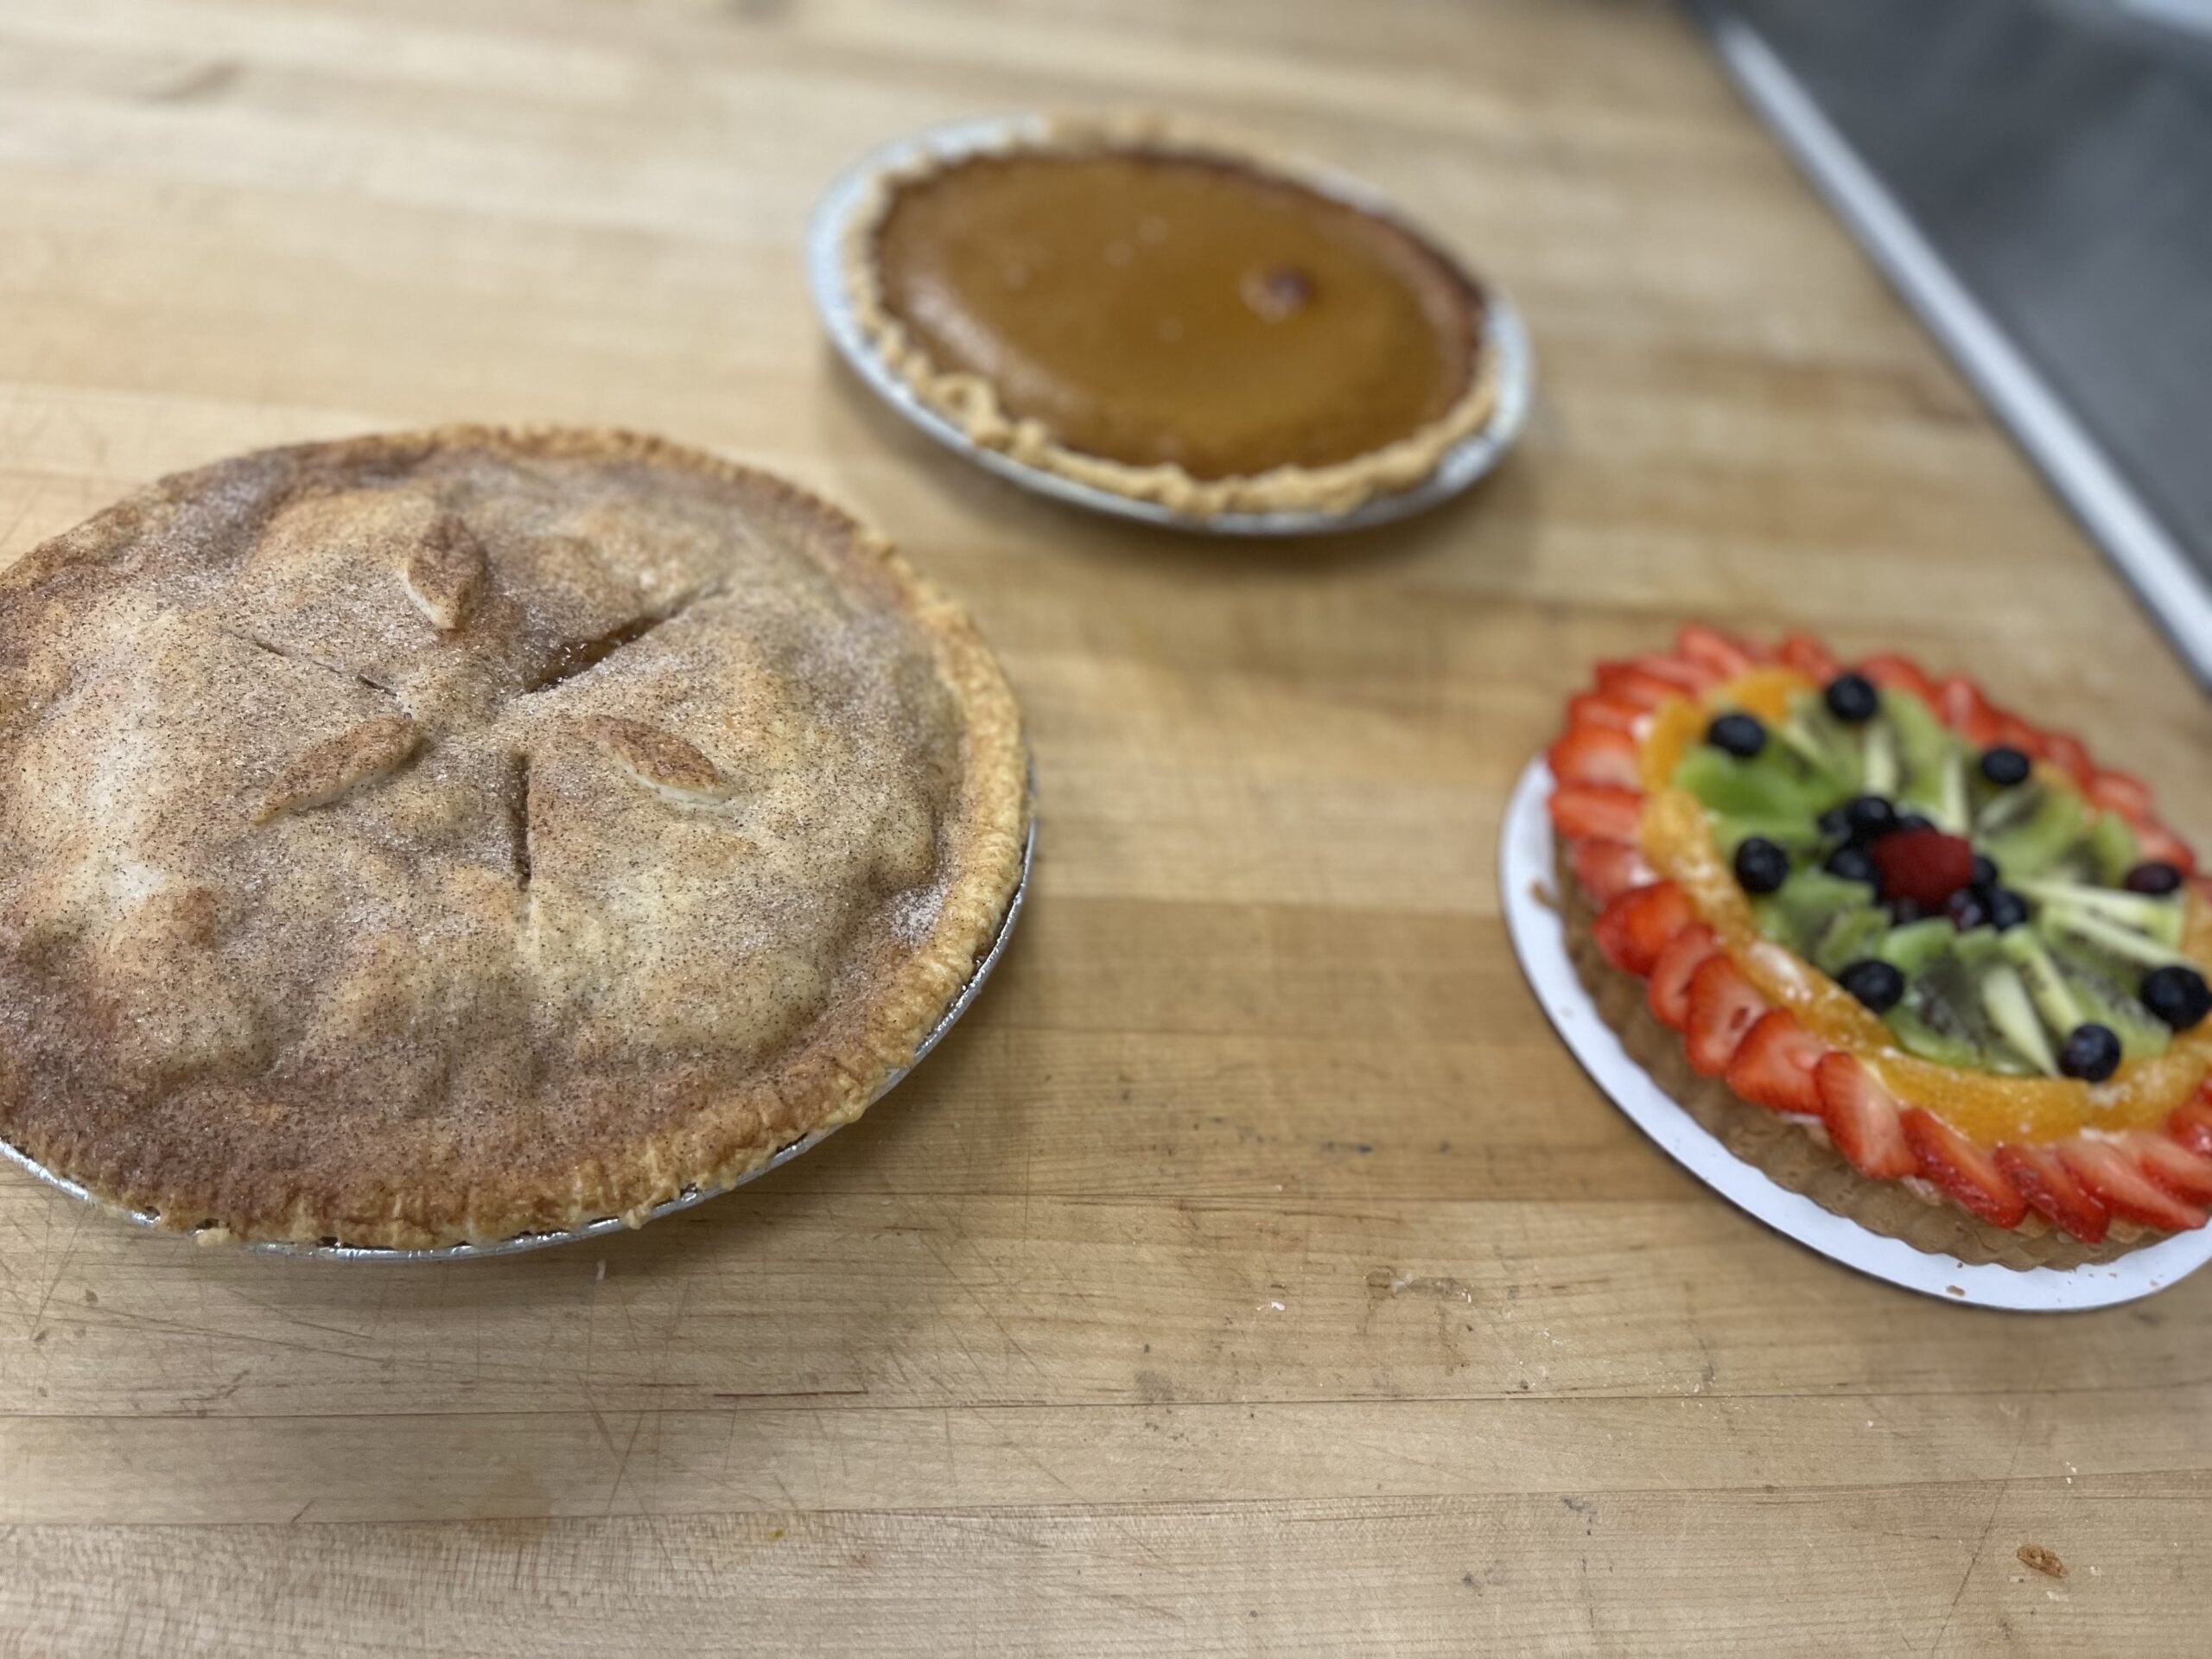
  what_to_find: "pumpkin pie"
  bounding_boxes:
[0,427,1030,1249]
[842,116,1497,518]
[1548,624,2212,1268]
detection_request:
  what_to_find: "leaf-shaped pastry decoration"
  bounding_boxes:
[254,715,421,823]
[581,715,733,804]
[402,513,486,632]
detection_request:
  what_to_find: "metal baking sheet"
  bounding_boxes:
[1498,755,2212,1310]
[806,114,1534,538]
[0,810,1035,1262]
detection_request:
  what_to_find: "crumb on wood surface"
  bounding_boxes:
[2017,1543,2066,1579]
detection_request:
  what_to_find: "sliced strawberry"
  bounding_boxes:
[1548,783,1644,842]
[1593,880,1694,976]
[2130,817,2196,876]
[1868,826,1976,910]
[1632,652,1720,693]
[1725,1010,1826,1115]
[2123,1133,2212,1205]
[2085,769,2152,817]
[1594,661,1691,711]
[1569,692,1643,736]
[2057,1139,2209,1233]
[1548,725,1641,790]
[1569,837,1653,907]
[1777,632,1840,682]
[1646,921,1719,1031]
[1935,674,2002,747]
[1675,624,1764,679]
[1859,652,1937,706]
[2039,729,2093,786]
[1813,1053,1915,1179]
[1993,1143,2110,1244]
[1685,955,1767,1077]
[1900,1109,2028,1229]
[2171,1090,2212,1157]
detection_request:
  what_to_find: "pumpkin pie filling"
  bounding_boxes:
[873,151,1482,480]
[843,122,1500,516]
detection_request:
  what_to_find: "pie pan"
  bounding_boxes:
[0,804,1033,1262]
[806,113,1535,537]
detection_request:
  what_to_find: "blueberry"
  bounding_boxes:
[1887,898,1926,925]
[1944,887,1986,931]
[1838,958,1904,1014]
[1978,747,2031,787]
[1823,673,1879,724]
[1894,811,1936,836]
[2140,965,2212,1032]
[1843,795,1897,842]
[1971,855,1999,887]
[1707,713,1767,759]
[1732,836,1790,895]
[2124,861,2183,897]
[2058,1023,2121,1083]
[1818,805,1853,841]
[1825,845,1877,886]
[1985,888,2029,931]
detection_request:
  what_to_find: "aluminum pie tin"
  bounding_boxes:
[0,810,1035,1262]
[806,114,1535,537]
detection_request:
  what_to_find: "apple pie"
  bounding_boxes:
[0,427,1029,1249]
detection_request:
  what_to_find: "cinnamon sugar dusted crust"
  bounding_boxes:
[838,112,1499,519]
[0,428,1029,1249]
[1557,849,2154,1270]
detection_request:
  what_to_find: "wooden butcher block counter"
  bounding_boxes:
[1,0,2207,1652]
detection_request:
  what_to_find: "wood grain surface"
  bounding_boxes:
[3,0,2209,1653]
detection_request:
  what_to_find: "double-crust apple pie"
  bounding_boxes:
[0,428,1028,1249]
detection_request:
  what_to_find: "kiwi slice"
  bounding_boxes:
[1710,815,1827,859]
[1930,752,1970,835]
[2048,942,2170,1061]
[1980,962,2061,1076]
[1810,906,1892,977]
[2088,812,2139,886]
[1980,788,2086,880]
[1974,779,2047,838]
[1886,950,2039,1076]
[1752,869,1870,960]
[1673,747,1828,822]
[1885,999,1981,1069]
[2000,930,2082,1037]
[1777,695,1864,797]
[1877,918,1956,977]
[1861,721,1901,798]
[2044,904,2195,969]
[2016,877,2184,947]
[1882,689,1952,795]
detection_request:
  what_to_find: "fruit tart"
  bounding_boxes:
[1548,625,2212,1268]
